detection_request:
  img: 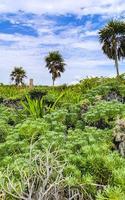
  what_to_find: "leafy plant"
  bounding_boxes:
[83,101,125,128]
[21,95,45,119]
[0,77,125,199]
[21,92,65,119]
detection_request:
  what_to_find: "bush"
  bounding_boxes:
[28,89,47,100]
[83,101,125,129]
[0,78,125,198]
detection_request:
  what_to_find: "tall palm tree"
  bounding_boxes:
[45,51,66,85]
[99,20,125,77]
[10,67,27,86]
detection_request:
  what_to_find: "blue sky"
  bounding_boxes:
[0,0,125,85]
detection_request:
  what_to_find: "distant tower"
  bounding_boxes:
[29,79,34,88]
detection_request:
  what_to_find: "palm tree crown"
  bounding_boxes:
[45,51,66,85]
[99,20,125,76]
[10,67,27,86]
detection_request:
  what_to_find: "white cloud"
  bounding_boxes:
[0,0,125,84]
[0,0,124,16]
[0,30,104,84]
[72,40,100,51]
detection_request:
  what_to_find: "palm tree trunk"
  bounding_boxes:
[114,41,119,77]
[115,55,119,77]
[52,78,55,86]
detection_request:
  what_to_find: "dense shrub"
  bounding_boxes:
[83,101,125,128]
[29,89,47,100]
[0,77,125,198]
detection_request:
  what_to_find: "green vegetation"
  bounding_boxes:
[1,19,125,199]
[0,77,125,199]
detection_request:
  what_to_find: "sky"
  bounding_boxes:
[0,0,125,85]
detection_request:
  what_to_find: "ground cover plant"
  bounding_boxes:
[0,77,125,199]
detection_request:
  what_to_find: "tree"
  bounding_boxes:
[98,20,125,77]
[45,51,66,85]
[10,67,27,86]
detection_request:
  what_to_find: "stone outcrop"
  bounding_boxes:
[113,119,125,157]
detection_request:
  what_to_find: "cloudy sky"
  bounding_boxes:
[0,0,125,85]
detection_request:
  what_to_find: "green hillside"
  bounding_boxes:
[0,77,125,199]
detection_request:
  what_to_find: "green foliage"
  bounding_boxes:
[96,186,125,200]
[80,77,104,93]
[83,101,125,128]
[83,78,125,103]
[21,92,64,119]
[28,88,47,100]
[21,95,45,119]
[0,77,125,198]
[0,106,18,125]
[0,85,28,99]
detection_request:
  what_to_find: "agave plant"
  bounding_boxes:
[21,92,65,119]
[21,95,45,119]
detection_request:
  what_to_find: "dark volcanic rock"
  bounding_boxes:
[3,98,21,109]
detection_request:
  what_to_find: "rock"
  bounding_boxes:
[113,119,125,157]
[105,91,124,103]
[2,98,21,109]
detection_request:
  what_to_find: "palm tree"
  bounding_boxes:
[99,20,125,77]
[10,67,27,86]
[45,51,66,85]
